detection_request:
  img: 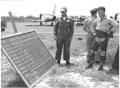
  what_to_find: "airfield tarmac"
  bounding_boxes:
[1,22,119,88]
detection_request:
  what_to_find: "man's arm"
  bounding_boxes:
[109,19,119,33]
[54,20,59,40]
[70,20,74,39]
[91,22,97,33]
[90,20,97,36]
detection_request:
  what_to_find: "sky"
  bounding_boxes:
[0,0,120,17]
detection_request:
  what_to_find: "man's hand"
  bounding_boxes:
[107,31,113,38]
[93,32,96,36]
[54,35,57,40]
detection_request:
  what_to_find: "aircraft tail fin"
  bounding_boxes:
[52,4,56,16]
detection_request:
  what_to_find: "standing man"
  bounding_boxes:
[54,7,74,65]
[86,7,119,70]
[83,8,97,65]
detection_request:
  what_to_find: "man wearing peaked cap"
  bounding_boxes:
[61,7,67,12]
[54,7,74,65]
[87,6,119,71]
[90,8,97,14]
[83,8,97,69]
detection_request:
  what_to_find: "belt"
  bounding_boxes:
[95,30,108,38]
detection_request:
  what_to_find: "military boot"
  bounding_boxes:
[85,63,93,69]
[66,61,71,65]
[57,61,61,65]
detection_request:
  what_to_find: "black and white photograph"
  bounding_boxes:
[0,0,119,88]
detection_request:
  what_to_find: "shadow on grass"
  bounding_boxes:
[6,73,27,87]
[47,78,87,88]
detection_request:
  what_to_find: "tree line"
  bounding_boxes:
[1,15,39,22]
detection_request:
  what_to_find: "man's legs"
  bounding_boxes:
[85,40,99,69]
[63,38,71,65]
[98,38,108,70]
[55,38,63,64]
[86,34,94,63]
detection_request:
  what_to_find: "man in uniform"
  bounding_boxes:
[86,7,119,70]
[83,8,97,65]
[54,7,74,65]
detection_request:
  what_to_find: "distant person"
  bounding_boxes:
[54,7,74,65]
[114,13,120,24]
[83,8,97,65]
[39,14,43,26]
[1,19,7,32]
[86,7,119,70]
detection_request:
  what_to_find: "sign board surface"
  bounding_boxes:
[1,31,56,88]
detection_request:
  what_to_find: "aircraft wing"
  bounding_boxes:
[24,19,45,22]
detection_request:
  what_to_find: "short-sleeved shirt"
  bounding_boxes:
[93,16,118,32]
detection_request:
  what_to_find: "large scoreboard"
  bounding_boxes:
[1,31,56,88]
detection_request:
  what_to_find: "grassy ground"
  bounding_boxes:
[1,22,119,88]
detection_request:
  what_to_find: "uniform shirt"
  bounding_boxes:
[54,16,74,38]
[93,16,119,33]
[83,16,96,33]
